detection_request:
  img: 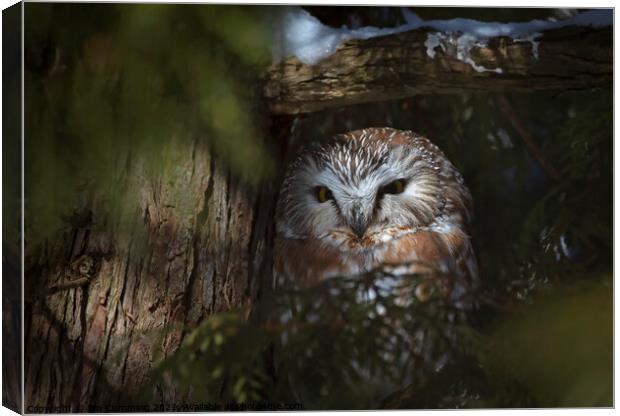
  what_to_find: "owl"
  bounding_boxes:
[274,128,478,305]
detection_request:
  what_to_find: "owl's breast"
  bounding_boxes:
[274,236,368,287]
[274,224,477,289]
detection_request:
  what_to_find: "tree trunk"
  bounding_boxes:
[264,25,612,114]
[23,130,284,411]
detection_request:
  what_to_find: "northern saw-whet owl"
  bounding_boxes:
[275,128,478,304]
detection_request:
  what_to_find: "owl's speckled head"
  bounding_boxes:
[276,128,471,250]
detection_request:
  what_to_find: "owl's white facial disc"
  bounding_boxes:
[277,131,446,250]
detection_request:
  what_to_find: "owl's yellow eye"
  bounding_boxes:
[315,186,333,203]
[381,179,406,196]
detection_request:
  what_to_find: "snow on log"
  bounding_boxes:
[264,9,612,114]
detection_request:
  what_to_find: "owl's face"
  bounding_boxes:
[277,129,452,251]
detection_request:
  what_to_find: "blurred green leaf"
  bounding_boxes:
[24,3,273,245]
[486,280,612,407]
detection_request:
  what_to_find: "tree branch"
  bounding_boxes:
[495,94,562,182]
[264,25,611,114]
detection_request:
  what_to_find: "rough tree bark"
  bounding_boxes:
[264,25,612,114]
[23,129,285,411]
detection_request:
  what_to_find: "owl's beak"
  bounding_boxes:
[349,208,370,239]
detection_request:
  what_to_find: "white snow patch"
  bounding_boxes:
[271,7,408,65]
[424,33,442,58]
[425,31,504,73]
[272,7,612,71]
